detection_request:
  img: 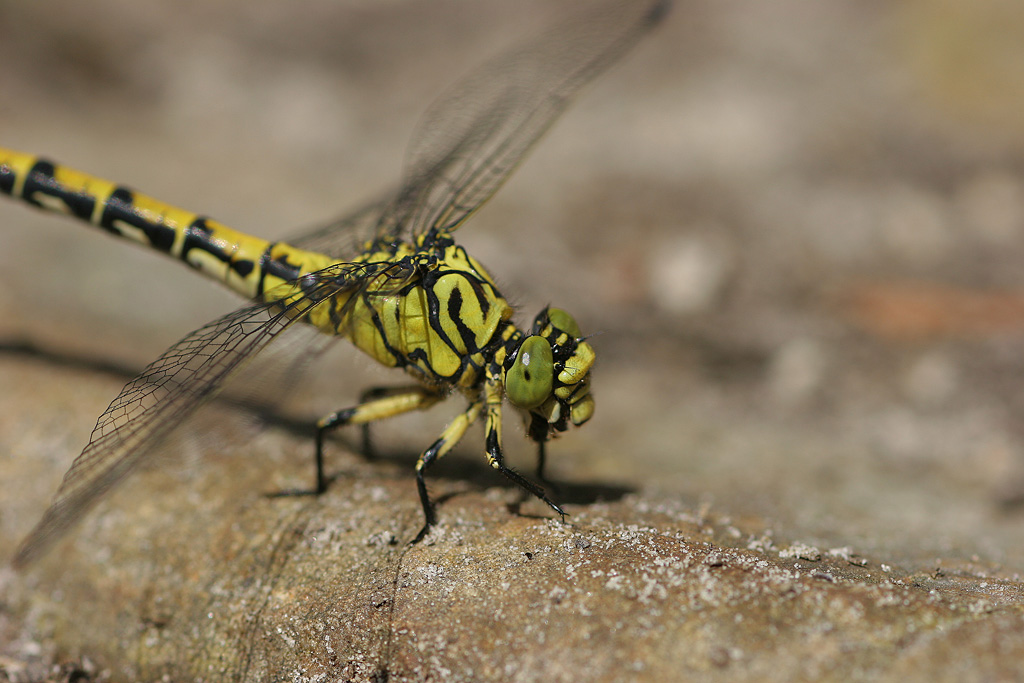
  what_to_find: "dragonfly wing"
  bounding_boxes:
[387,0,670,238]
[288,0,669,257]
[287,195,394,260]
[13,267,361,566]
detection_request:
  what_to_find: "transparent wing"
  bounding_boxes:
[291,0,670,254]
[395,0,669,238]
[287,195,394,260]
[13,264,366,566]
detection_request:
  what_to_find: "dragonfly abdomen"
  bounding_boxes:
[0,148,332,300]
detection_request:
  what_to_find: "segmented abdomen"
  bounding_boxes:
[0,148,332,300]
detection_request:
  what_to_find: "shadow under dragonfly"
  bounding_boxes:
[0,337,633,508]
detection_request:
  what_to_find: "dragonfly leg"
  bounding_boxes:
[484,380,565,521]
[273,386,441,498]
[534,439,559,494]
[316,385,443,491]
[412,398,484,543]
[525,412,557,490]
[355,386,413,459]
[536,439,547,481]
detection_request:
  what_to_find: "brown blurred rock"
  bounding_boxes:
[2,351,1022,681]
[6,438,1024,682]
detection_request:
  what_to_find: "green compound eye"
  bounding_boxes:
[547,308,582,338]
[506,336,554,409]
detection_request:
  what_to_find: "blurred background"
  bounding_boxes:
[3,0,1024,577]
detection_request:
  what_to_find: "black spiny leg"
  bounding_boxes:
[527,412,557,490]
[356,386,400,459]
[536,439,547,482]
[272,386,441,498]
[485,380,565,521]
[412,399,483,543]
[533,437,560,495]
[413,441,441,544]
[534,434,564,497]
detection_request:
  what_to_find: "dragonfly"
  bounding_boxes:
[2,0,670,566]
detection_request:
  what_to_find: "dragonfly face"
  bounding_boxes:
[506,307,596,437]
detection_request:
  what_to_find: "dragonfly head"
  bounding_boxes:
[505,307,595,437]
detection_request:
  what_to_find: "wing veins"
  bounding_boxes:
[13,270,356,566]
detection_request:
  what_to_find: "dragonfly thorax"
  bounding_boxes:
[337,239,515,388]
[310,233,597,433]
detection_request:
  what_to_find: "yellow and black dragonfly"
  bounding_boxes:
[2,0,669,565]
